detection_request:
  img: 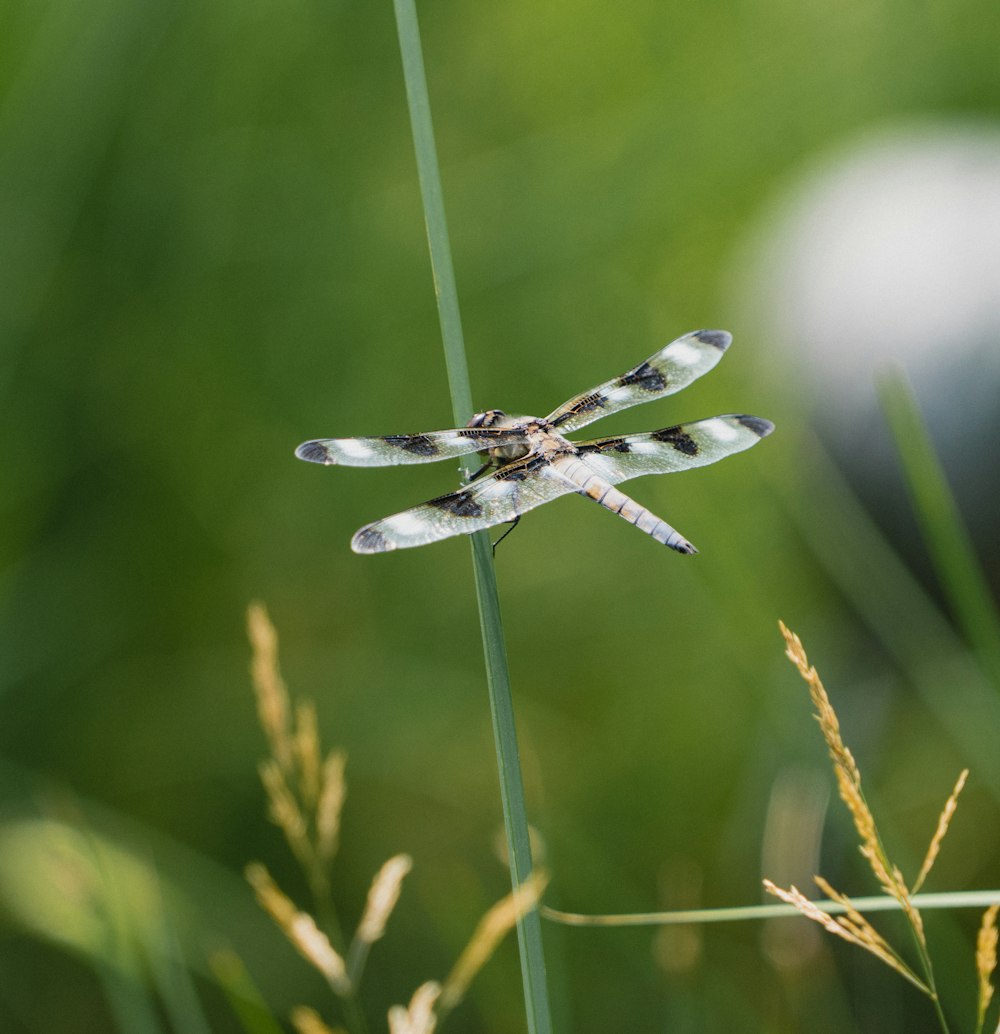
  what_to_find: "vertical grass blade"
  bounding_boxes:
[762,428,1000,796]
[210,949,286,1034]
[143,912,214,1034]
[467,531,552,1028]
[391,0,473,428]
[877,368,1000,691]
[391,2,552,1030]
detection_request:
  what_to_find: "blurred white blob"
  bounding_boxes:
[732,122,1000,541]
[735,121,1000,427]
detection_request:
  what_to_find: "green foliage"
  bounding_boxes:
[2,0,1000,1031]
[878,370,1000,691]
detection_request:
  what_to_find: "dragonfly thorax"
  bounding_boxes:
[467,409,548,465]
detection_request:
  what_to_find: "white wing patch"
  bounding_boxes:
[336,438,378,461]
[666,340,708,368]
[382,511,428,536]
[703,417,741,443]
[619,441,659,455]
[601,386,639,405]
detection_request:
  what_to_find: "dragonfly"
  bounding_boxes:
[295,329,773,554]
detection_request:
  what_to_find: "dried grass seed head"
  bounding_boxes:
[977,904,1000,1028]
[246,863,349,995]
[247,602,293,770]
[912,768,968,894]
[357,854,413,944]
[317,750,348,864]
[388,982,441,1034]
[440,870,548,1011]
[291,1005,346,1034]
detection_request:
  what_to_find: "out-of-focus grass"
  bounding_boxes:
[764,428,1000,795]
[878,369,1000,691]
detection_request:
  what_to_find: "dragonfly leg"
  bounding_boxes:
[464,461,492,484]
[491,515,521,555]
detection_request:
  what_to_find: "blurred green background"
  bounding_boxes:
[3,0,1000,1031]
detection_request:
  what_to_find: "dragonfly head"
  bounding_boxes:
[467,409,508,429]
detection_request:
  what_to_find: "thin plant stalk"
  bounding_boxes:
[209,950,286,1034]
[390,2,552,1031]
[542,889,1000,927]
[877,368,1000,691]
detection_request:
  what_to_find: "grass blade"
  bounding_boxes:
[210,949,286,1034]
[391,3,552,1031]
[762,427,1000,796]
[391,0,473,428]
[543,889,1000,927]
[877,368,1000,691]
[468,531,552,1027]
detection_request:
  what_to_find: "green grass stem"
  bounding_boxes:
[543,889,1000,926]
[391,0,473,426]
[391,3,552,1030]
[763,428,1000,798]
[877,368,1000,693]
[85,829,168,1034]
[143,913,214,1034]
[209,950,286,1034]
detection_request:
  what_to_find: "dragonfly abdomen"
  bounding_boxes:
[555,456,698,554]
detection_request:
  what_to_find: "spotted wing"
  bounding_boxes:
[296,426,526,467]
[575,414,774,482]
[545,329,732,434]
[351,456,578,553]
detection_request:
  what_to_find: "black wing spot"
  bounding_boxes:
[353,526,391,552]
[619,361,667,393]
[430,490,484,518]
[693,329,732,351]
[295,441,334,464]
[734,415,775,438]
[383,434,438,456]
[651,426,699,455]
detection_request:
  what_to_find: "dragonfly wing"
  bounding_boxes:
[295,426,526,467]
[351,456,578,552]
[575,414,774,483]
[545,329,732,434]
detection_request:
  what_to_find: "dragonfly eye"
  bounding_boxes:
[467,409,507,428]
